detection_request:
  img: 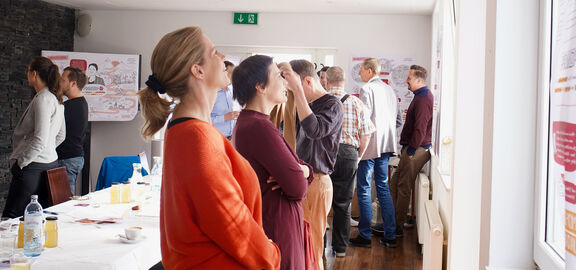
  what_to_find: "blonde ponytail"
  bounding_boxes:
[138,26,206,139]
[139,87,172,139]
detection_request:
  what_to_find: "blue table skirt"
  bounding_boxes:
[95,156,149,190]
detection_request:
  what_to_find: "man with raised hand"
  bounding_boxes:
[283,60,343,270]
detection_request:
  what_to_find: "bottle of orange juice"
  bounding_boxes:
[17,217,24,248]
[44,216,58,248]
[121,181,132,203]
[110,182,121,204]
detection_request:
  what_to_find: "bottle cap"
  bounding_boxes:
[31,195,38,199]
[46,216,58,221]
[137,182,145,185]
[19,217,24,221]
[111,182,120,185]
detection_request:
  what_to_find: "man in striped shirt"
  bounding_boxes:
[326,66,375,257]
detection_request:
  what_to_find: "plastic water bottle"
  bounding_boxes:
[150,156,162,177]
[23,195,43,257]
[131,163,143,182]
[150,156,162,191]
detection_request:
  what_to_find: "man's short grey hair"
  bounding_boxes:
[326,66,345,83]
[362,58,380,74]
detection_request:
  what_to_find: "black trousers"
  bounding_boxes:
[330,144,359,253]
[2,161,57,218]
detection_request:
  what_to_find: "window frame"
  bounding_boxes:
[533,0,566,269]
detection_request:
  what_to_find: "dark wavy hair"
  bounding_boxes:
[232,55,273,106]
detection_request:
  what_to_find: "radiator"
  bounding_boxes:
[422,200,443,270]
[416,173,431,244]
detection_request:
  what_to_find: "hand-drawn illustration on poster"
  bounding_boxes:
[42,50,140,121]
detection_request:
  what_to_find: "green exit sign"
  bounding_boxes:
[234,13,258,25]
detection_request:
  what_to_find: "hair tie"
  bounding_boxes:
[145,74,166,94]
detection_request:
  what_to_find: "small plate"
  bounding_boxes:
[70,195,90,201]
[117,234,146,244]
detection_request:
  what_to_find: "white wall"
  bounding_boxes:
[74,10,432,188]
[449,0,487,267]
[486,0,538,269]
[449,0,539,269]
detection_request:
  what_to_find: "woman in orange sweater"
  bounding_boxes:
[138,26,281,270]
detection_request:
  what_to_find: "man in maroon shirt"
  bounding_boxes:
[389,65,434,236]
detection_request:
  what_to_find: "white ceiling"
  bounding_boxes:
[41,0,436,14]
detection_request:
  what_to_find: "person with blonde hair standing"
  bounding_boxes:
[2,56,65,218]
[350,57,400,248]
[138,26,280,270]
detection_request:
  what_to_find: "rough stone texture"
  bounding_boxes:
[0,0,75,215]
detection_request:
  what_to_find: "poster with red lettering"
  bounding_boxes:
[550,0,576,265]
[42,50,141,121]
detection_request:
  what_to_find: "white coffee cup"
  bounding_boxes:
[124,226,142,240]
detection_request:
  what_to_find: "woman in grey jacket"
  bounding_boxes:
[2,56,65,218]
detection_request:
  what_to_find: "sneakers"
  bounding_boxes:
[396,229,404,238]
[349,235,371,248]
[380,238,397,248]
[404,216,416,228]
[333,250,346,258]
[371,224,384,237]
[350,218,359,227]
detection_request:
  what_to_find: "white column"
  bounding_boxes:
[448,0,487,269]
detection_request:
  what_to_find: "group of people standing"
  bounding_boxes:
[138,26,433,270]
[2,57,89,218]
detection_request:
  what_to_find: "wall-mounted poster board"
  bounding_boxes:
[42,50,141,121]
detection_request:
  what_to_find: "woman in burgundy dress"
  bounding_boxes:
[232,55,313,270]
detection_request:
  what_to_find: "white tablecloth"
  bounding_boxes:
[2,188,161,270]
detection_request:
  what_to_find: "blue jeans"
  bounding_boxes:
[356,153,396,239]
[59,157,84,194]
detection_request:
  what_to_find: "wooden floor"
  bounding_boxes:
[324,218,423,270]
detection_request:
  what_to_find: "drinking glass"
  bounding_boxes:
[10,252,30,270]
[0,233,16,262]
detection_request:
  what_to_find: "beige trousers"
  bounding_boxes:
[302,173,333,270]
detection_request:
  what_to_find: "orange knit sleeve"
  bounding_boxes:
[170,123,280,269]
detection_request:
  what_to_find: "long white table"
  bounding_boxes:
[1,187,161,270]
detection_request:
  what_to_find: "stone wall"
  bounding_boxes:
[0,0,75,214]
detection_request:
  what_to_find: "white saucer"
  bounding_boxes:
[117,234,146,244]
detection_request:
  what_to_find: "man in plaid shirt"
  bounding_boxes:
[326,66,375,257]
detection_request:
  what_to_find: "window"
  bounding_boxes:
[430,0,457,190]
[217,45,336,72]
[534,0,568,269]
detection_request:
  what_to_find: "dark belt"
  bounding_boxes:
[339,143,359,152]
